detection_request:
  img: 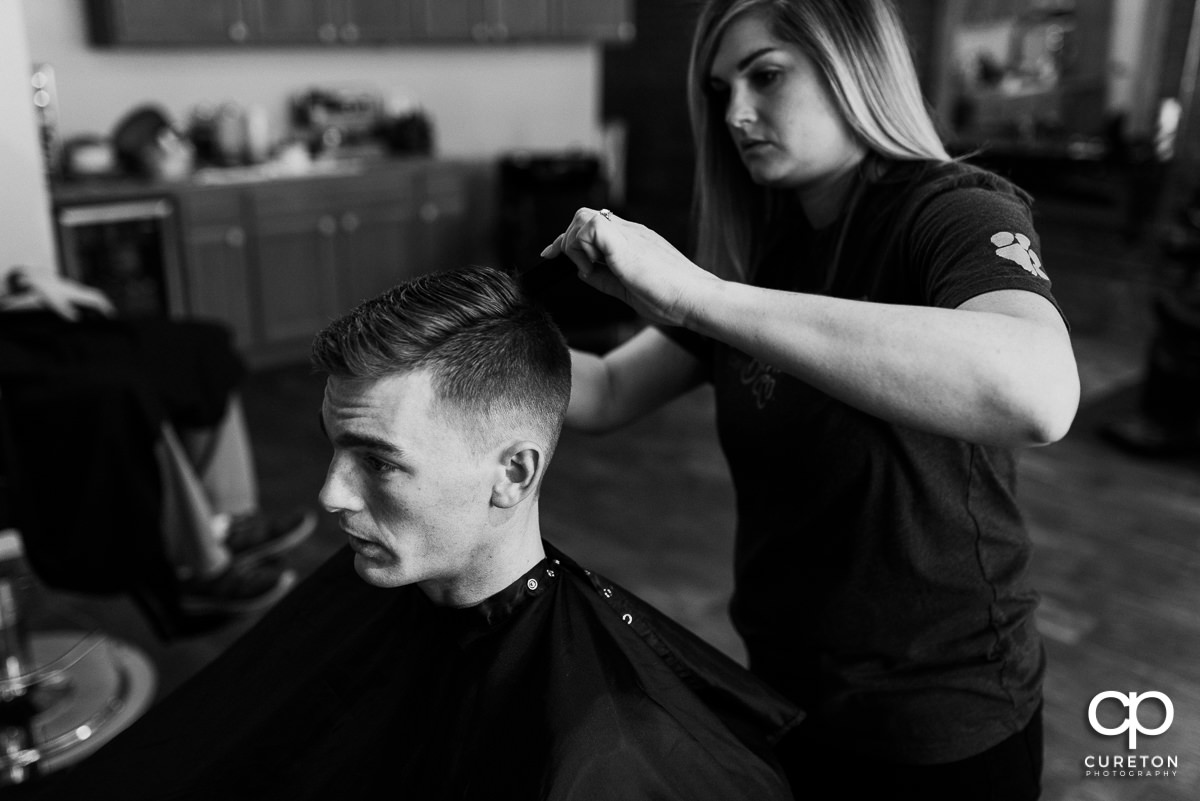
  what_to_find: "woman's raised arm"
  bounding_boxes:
[567,326,707,434]
[545,208,1079,448]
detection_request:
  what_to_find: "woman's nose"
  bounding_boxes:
[725,86,754,131]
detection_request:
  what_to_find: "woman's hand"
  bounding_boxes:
[539,208,722,328]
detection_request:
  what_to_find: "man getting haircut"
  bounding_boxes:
[47,265,801,800]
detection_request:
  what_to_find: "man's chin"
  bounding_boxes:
[351,552,406,588]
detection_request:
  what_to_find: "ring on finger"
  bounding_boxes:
[598,208,613,221]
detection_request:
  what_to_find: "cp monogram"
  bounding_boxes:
[1088,691,1174,749]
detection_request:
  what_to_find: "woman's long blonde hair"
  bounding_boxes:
[688,0,951,279]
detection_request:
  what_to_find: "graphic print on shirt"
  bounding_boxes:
[990,231,1049,280]
[739,357,778,410]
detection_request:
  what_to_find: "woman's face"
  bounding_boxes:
[708,10,865,191]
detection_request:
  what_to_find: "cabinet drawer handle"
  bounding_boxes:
[341,24,360,42]
[229,21,249,42]
[225,227,245,248]
[318,23,338,43]
[341,212,360,232]
[318,215,338,235]
[420,203,440,223]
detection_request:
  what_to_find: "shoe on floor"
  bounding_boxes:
[178,561,297,617]
[225,508,317,564]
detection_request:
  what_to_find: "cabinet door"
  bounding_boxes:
[489,0,550,40]
[557,0,634,42]
[419,166,474,273]
[244,0,338,43]
[88,0,251,45]
[253,207,343,344]
[184,224,256,347]
[177,190,256,349]
[337,0,419,42]
[336,201,423,313]
[421,0,476,39]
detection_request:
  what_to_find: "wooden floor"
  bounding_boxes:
[18,217,1200,800]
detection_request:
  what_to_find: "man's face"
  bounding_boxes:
[318,370,502,597]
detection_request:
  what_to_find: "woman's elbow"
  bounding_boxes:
[1014,368,1081,447]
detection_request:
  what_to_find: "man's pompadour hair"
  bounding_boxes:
[311,264,572,455]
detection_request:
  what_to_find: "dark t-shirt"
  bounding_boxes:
[664,159,1060,764]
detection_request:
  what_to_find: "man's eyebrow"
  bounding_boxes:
[317,408,406,455]
[333,429,407,457]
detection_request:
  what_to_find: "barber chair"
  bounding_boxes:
[0,392,156,788]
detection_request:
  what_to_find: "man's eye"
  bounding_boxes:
[364,455,399,475]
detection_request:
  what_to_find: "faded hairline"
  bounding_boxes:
[311,265,571,466]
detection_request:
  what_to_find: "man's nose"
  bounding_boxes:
[319,455,361,514]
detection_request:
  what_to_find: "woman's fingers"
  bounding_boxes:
[574,261,627,303]
[541,208,611,267]
[539,234,564,259]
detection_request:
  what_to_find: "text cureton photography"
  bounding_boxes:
[1084,691,1181,780]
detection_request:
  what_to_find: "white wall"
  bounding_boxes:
[1,1,57,277]
[21,0,603,158]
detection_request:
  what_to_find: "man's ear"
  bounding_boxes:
[491,442,544,509]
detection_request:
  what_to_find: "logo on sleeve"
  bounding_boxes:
[991,231,1049,280]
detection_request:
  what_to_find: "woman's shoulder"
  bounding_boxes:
[877,158,1032,206]
[856,159,1034,240]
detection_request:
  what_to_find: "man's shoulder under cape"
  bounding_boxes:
[38,541,802,800]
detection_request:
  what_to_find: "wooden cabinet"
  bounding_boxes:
[362,0,554,42]
[416,165,474,271]
[86,0,252,45]
[242,0,420,44]
[339,0,420,42]
[243,0,332,44]
[246,184,344,349]
[88,0,632,45]
[176,187,256,348]
[559,0,634,41]
[171,159,492,368]
[417,0,634,42]
[485,0,553,41]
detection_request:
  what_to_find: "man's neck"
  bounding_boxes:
[419,521,546,608]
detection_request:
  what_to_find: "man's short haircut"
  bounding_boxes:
[311,265,571,459]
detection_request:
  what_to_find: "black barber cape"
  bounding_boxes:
[43,542,801,800]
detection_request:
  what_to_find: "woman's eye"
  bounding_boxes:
[751,69,781,88]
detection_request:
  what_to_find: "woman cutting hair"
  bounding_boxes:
[542,1,1078,798]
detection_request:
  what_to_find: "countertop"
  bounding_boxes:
[49,153,442,206]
